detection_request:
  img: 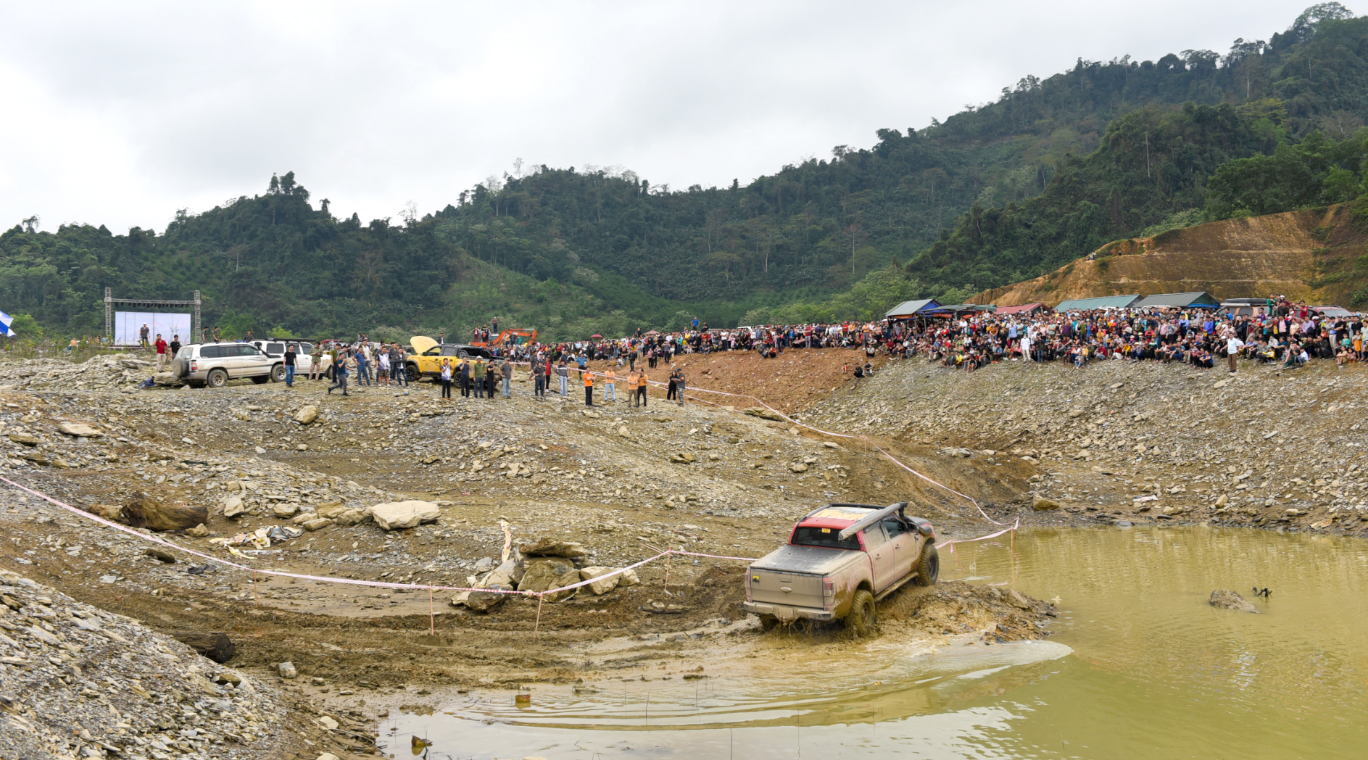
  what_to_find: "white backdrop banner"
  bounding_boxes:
[114,312,191,346]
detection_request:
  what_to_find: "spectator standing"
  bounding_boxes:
[154,334,168,371]
[458,359,471,397]
[140,324,150,347]
[533,358,546,399]
[501,357,513,398]
[283,343,297,387]
[584,366,594,406]
[636,369,648,407]
[604,367,616,403]
[327,349,350,396]
[473,358,485,398]
[377,349,390,386]
[168,335,181,362]
[440,359,453,399]
[309,343,323,381]
[556,360,569,397]
[355,343,371,386]
[485,361,497,402]
[675,366,686,406]
[390,344,407,387]
[1225,332,1245,373]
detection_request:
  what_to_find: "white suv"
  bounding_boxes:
[173,343,285,388]
[249,340,316,373]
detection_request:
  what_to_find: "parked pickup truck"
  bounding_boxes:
[744,502,938,634]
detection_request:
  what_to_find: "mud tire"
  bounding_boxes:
[759,615,781,632]
[206,369,228,389]
[912,542,939,587]
[846,589,876,636]
[406,363,422,383]
[270,364,286,383]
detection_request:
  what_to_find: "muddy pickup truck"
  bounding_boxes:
[744,502,938,634]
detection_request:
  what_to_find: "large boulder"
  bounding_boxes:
[517,558,576,592]
[293,405,319,425]
[1209,590,1258,613]
[152,372,183,387]
[367,500,440,530]
[518,538,588,558]
[481,559,519,589]
[578,567,621,596]
[123,492,208,532]
[1031,495,1060,511]
[57,422,104,438]
[466,585,512,613]
[743,407,785,422]
[223,496,248,518]
[543,569,583,603]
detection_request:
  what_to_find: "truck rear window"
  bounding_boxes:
[791,526,859,550]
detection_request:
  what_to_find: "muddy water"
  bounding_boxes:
[380,527,1368,758]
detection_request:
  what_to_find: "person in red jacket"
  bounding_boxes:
[154,334,168,371]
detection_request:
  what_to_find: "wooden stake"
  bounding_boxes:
[534,594,544,642]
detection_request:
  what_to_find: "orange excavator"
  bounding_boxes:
[472,328,538,348]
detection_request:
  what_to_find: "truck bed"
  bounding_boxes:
[751,544,864,576]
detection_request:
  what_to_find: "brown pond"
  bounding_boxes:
[380,526,1368,758]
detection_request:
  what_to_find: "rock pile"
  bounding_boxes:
[453,538,640,612]
[0,567,284,760]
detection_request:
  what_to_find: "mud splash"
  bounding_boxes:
[379,526,1368,759]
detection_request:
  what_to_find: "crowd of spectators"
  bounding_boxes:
[482,297,1365,377]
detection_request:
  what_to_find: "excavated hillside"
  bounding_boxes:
[973,206,1368,308]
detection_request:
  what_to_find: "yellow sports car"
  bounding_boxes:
[405,336,497,382]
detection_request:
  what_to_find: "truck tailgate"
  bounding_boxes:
[748,545,861,610]
[749,568,825,610]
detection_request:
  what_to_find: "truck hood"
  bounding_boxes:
[410,336,438,355]
[751,544,864,576]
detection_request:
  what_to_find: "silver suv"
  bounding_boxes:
[173,342,285,388]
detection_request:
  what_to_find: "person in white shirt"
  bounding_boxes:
[1225,333,1245,373]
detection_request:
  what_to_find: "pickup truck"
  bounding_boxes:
[743,502,938,634]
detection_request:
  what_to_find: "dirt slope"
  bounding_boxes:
[973,206,1368,307]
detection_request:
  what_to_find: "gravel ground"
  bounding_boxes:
[0,567,284,760]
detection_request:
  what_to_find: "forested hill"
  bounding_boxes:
[4,4,1368,339]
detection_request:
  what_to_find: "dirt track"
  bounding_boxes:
[1,348,1048,758]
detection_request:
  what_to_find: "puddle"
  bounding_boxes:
[381,526,1368,758]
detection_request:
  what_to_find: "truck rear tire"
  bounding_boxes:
[206,369,228,388]
[759,615,780,632]
[912,542,939,587]
[846,590,876,635]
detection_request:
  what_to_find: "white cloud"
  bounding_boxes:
[0,0,1330,233]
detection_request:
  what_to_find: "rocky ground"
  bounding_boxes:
[6,347,1347,758]
[810,355,1368,535]
[1,566,290,760]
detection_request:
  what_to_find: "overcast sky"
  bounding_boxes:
[0,0,1339,234]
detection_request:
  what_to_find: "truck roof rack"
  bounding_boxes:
[837,502,909,540]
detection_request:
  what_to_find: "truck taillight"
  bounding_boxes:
[190,362,197,371]
[823,578,834,610]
